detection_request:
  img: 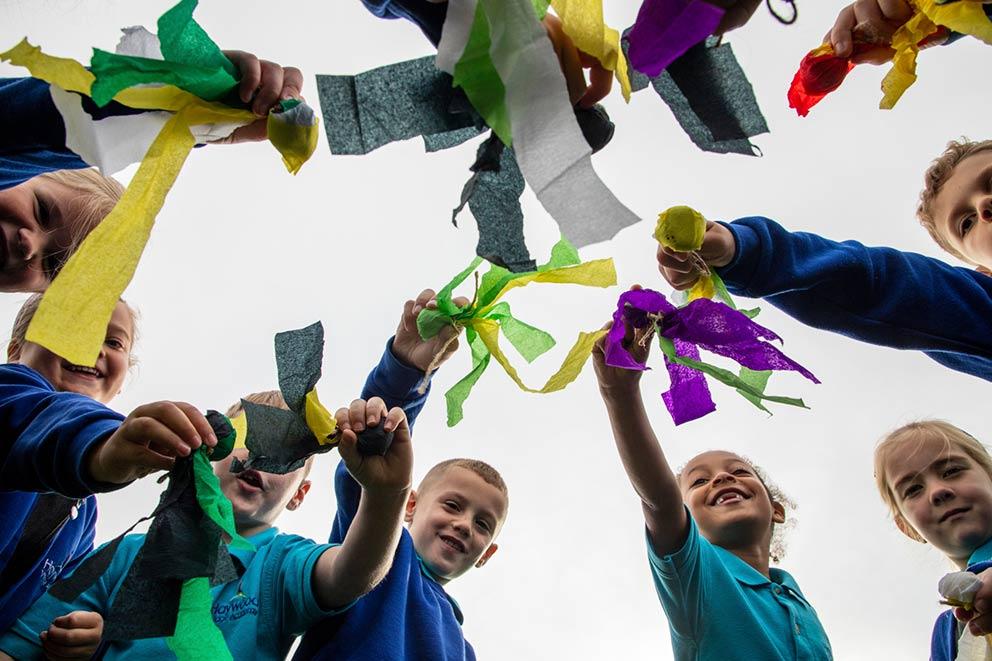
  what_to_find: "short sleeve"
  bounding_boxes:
[275,536,351,636]
[645,508,708,643]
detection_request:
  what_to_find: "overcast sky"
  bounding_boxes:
[2,1,989,658]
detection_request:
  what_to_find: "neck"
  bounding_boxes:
[235,521,272,539]
[725,542,772,578]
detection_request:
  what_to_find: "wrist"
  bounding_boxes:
[598,382,642,405]
[361,484,411,509]
[85,439,113,484]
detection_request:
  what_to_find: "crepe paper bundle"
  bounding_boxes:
[417,238,616,426]
[437,0,641,249]
[49,412,248,659]
[627,0,725,77]
[604,288,819,425]
[548,0,633,101]
[2,0,318,368]
[789,0,992,115]
[622,34,768,156]
[938,571,992,655]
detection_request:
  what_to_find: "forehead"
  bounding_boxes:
[108,302,134,337]
[427,466,508,519]
[683,451,750,476]
[933,151,992,224]
[883,433,961,482]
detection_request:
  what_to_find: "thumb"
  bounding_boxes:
[337,430,361,470]
[698,221,736,267]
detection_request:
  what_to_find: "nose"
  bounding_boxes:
[14,227,44,263]
[712,471,737,486]
[451,516,470,538]
[928,483,955,507]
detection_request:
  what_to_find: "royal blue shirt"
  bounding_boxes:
[648,511,832,660]
[718,217,992,382]
[0,364,124,632]
[360,0,448,45]
[930,540,992,661]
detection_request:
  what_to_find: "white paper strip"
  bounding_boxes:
[436,0,478,73]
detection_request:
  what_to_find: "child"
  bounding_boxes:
[0,294,217,642]
[291,294,507,661]
[0,394,414,660]
[874,421,992,661]
[590,317,832,659]
[0,50,301,292]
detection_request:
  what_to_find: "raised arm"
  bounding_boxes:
[591,324,688,556]
[312,399,411,610]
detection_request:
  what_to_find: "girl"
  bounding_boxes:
[592,317,832,660]
[875,420,992,661]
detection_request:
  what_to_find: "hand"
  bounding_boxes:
[213,50,304,144]
[955,568,992,636]
[336,398,413,496]
[87,402,217,485]
[40,611,103,661]
[704,0,763,35]
[592,286,651,398]
[542,14,614,108]
[827,0,913,61]
[657,221,736,290]
[392,289,469,374]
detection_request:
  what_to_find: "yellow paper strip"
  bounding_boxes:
[304,388,339,446]
[231,413,248,450]
[550,0,632,101]
[880,11,935,108]
[917,0,992,45]
[479,258,617,316]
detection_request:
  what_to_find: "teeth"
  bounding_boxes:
[66,364,101,377]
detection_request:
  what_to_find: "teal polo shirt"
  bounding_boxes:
[0,528,341,660]
[647,511,832,660]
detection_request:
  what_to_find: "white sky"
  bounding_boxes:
[1,1,988,659]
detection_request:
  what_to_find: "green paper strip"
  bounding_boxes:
[453,3,511,144]
[736,366,772,411]
[445,330,492,427]
[658,336,808,413]
[157,0,236,75]
[192,451,252,550]
[166,577,232,661]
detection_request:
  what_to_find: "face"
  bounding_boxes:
[883,434,992,565]
[213,449,311,535]
[406,467,507,583]
[679,451,784,551]
[932,151,992,271]
[0,176,78,292]
[11,301,132,404]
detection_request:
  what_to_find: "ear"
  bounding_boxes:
[894,513,927,544]
[771,500,786,525]
[404,490,418,525]
[7,339,20,362]
[474,543,498,568]
[978,265,992,277]
[285,479,312,512]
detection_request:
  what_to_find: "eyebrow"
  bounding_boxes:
[892,455,966,494]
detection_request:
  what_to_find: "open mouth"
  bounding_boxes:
[62,361,103,379]
[940,507,970,523]
[236,470,264,492]
[710,488,749,506]
[439,534,466,554]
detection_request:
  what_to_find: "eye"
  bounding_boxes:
[689,477,707,488]
[943,466,964,479]
[104,337,126,351]
[902,484,922,499]
[475,518,492,534]
[962,214,976,237]
[443,500,460,512]
[732,468,751,476]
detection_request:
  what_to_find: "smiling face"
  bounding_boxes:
[11,300,133,404]
[679,451,784,553]
[931,151,992,271]
[213,449,311,537]
[0,176,79,292]
[406,466,508,583]
[882,434,992,566]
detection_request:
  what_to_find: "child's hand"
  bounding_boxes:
[542,14,614,108]
[827,0,913,60]
[955,567,992,636]
[705,0,763,35]
[39,611,103,661]
[212,50,304,144]
[657,221,736,290]
[392,289,470,374]
[592,288,651,399]
[336,398,412,496]
[87,402,218,485]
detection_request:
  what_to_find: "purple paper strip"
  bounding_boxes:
[662,339,716,425]
[604,289,676,370]
[627,0,725,78]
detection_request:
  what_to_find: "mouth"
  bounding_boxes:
[710,487,750,506]
[61,361,103,379]
[438,534,466,554]
[236,470,265,492]
[940,507,970,523]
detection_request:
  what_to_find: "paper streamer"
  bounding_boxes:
[626,0,724,77]
[549,0,632,101]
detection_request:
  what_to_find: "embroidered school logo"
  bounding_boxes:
[213,590,260,623]
[40,558,64,589]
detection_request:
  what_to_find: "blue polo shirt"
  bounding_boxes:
[931,540,992,661]
[648,511,832,660]
[0,528,339,660]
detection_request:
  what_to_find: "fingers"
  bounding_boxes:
[127,402,210,456]
[383,406,407,435]
[173,402,217,448]
[223,50,303,116]
[344,398,387,433]
[714,0,762,34]
[577,60,613,108]
[280,66,304,101]
[829,5,858,57]
[969,612,992,636]
[224,50,261,104]
[656,245,700,291]
[252,60,284,116]
[41,611,102,660]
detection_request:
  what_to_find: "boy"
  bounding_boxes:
[292,292,509,661]
[656,139,992,381]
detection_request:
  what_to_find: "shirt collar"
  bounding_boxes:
[229,526,278,565]
[711,545,810,602]
[969,538,992,566]
[415,552,465,624]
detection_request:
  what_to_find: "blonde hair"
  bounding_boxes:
[419,458,509,515]
[677,454,796,564]
[874,420,992,542]
[225,391,314,479]
[37,169,124,277]
[8,293,139,367]
[917,138,992,264]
